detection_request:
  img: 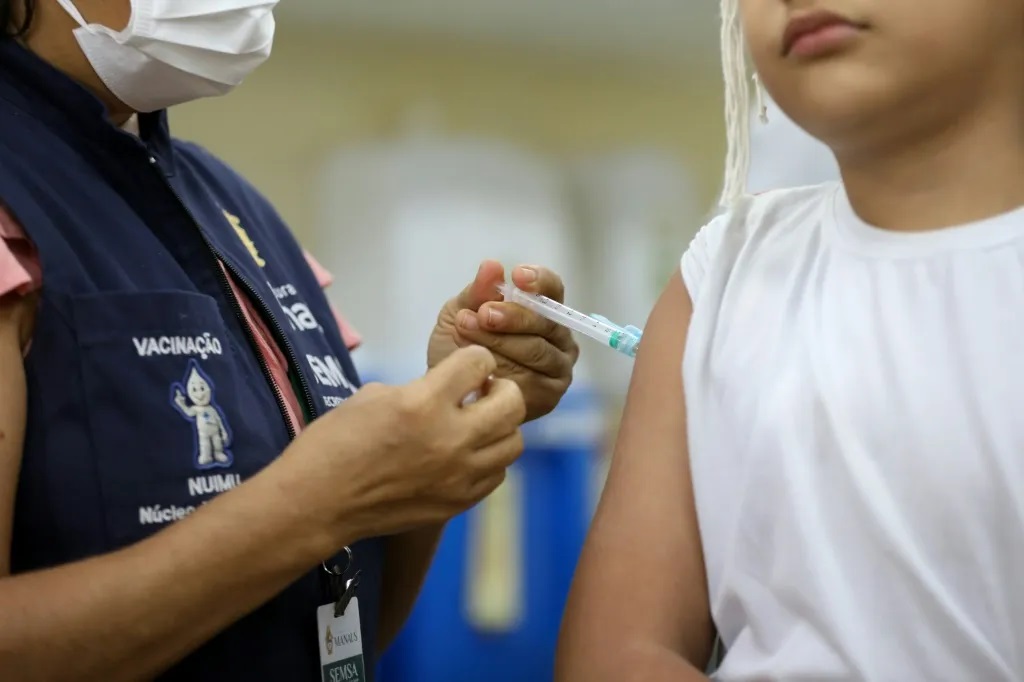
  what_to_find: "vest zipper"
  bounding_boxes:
[145,156,318,439]
[139,150,347,586]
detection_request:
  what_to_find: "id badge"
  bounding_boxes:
[317,598,366,682]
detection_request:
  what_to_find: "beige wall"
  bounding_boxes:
[170,23,726,250]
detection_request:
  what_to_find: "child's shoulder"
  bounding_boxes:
[681,182,839,302]
[722,181,839,240]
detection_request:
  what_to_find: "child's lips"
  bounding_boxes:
[782,11,868,59]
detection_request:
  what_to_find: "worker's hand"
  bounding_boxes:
[282,346,526,541]
[428,261,579,422]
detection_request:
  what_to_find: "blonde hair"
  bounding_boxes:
[719,0,767,208]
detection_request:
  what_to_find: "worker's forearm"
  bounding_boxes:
[376,522,446,653]
[0,460,350,682]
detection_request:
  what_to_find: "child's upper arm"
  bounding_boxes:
[556,269,714,680]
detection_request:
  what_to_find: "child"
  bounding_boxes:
[556,1,1024,680]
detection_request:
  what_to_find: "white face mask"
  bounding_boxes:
[55,0,278,113]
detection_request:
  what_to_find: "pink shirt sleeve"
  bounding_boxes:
[302,250,362,351]
[0,204,42,298]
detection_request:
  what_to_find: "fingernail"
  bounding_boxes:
[487,308,504,327]
[516,266,537,283]
[459,311,479,331]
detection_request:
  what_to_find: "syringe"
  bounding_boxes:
[497,283,642,359]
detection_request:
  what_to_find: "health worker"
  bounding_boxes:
[0,1,580,680]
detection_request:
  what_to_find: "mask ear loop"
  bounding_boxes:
[52,0,89,28]
[53,0,141,42]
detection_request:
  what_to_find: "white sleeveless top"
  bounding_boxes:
[681,183,1024,681]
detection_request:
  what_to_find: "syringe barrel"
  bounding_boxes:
[498,283,640,359]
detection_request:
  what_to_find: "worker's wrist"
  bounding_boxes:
[254,454,369,564]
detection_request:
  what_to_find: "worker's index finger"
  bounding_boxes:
[424,345,497,404]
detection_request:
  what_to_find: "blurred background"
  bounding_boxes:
[174,2,730,680]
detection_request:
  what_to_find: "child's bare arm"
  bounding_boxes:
[556,271,714,681]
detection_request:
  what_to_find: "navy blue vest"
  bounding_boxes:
[0,42,383,680]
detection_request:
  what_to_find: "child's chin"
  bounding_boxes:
[778,80,905,151]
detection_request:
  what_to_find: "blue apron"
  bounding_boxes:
[0,41,384,680]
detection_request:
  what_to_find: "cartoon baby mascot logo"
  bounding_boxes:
[171,359,234,470]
